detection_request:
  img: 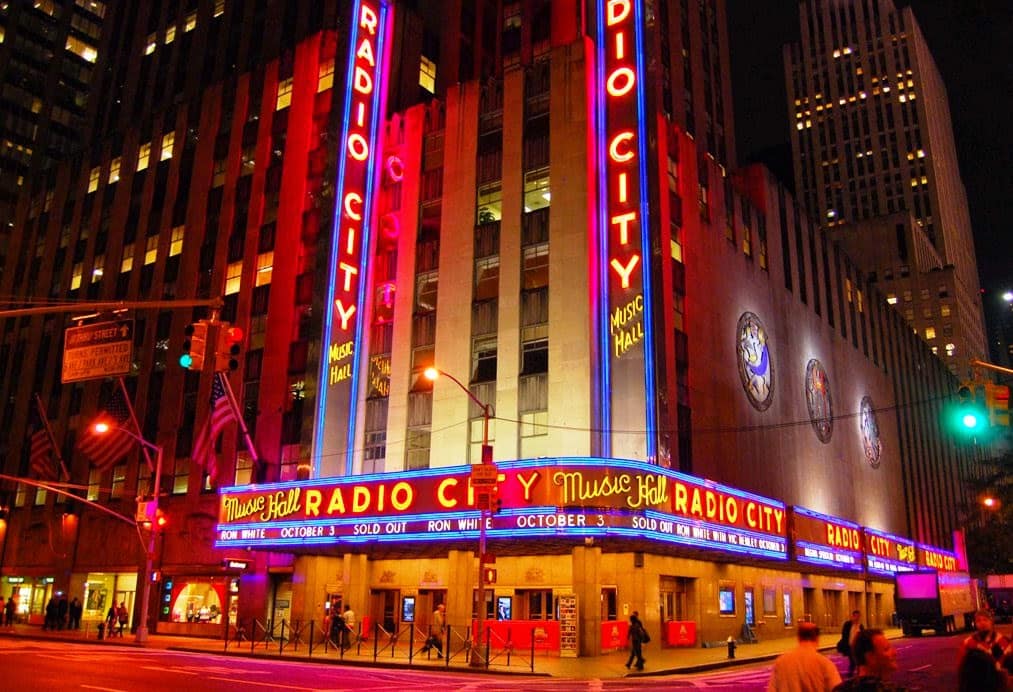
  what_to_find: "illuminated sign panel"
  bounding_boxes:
[216,458,788,558]
[863,527,917,576]
[917,543,958,572]
[314,0,393,475]
[790,506,864,571]
[593,0,657,459]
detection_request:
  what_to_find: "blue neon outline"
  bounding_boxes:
[594,0,611,455]
[312,0,391,477]
[632,0,658,461]
[794,539,864,571]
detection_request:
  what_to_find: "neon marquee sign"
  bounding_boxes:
[592,0,658,459]
[216,458,788,558]
[864,527,916,576]
[314,0,393,475]
[917,543,957,572]
[790,506,864,571]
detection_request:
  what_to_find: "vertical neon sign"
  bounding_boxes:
[593,0,657,460]
[314,0,393,476]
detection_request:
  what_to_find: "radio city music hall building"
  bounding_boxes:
[0,1,974,655]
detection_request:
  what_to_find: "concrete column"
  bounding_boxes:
[572,544,602,657]
[444,549,475,634]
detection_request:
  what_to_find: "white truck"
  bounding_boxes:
[895,570,978,636]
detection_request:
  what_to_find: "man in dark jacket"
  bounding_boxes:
[839,610,864,677]
[833,629,903,691]
[625,611,648,671]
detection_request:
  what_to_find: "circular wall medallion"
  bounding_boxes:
[736,312,774,411]
[805,359,833,443]
[859,396,882,468]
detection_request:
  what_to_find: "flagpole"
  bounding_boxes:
[216,372,261,470]
[34,394,70,482]
[117,377,154,472]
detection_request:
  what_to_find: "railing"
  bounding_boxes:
[224,616,538,672]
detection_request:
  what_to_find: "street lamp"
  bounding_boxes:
[423,366,493,668]
[93,422,163,644]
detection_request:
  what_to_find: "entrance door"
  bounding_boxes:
[802,588,816,624]
[370,589,400,634]
[822,589,841,630]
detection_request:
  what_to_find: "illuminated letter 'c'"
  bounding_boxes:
[344,192,363,220]
[437,478,458,508]
[606,66,636,98]
[609,131,635,162]
[347,133,370,161]
[380,212,400,239]
[606,0,631,26]
[385,155,404,182]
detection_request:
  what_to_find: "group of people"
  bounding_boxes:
[326,602,357,651]
[104,602,130,637]
[42,596,84,631]
[766,608,1013,691]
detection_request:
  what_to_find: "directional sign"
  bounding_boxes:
[62,319,134,383]
[470,463,499,486]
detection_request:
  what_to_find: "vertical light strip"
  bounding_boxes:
[633,0,658,460]
[594,0,612,456]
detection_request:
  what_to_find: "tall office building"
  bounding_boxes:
[0,1,972,655]
[0,0,106,275]
[784,0,986,374]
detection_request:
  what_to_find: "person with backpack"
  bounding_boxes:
[625,611,650,670]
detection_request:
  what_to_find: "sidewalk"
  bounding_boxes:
[0,622,903,679]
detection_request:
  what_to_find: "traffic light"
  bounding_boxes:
[985,383,1010,427]
[154,508,168,529]
[215,323,244,372]
[951,381,987,435]
[180,320,210,370]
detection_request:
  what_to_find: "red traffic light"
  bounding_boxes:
[155,509,168,529]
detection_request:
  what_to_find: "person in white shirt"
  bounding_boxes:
[768,622,843,692]
[341,605,356,649]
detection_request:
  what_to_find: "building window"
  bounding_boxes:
[940,303,951,317]
[66,35,98,62]
[184,11,197,32]
[144,33,157,55]
[169,226,184,256]
[214,0,226,18]
[172,458,190,494]
[121,245,134,273]
[477,182,503,223]
[225,261,243,295]
[91,255,105,283]
[71,263,83,290]
[318,60,335,92]
[886,293,897,304]
[521,338,548,375]
[902,290,912,302]
[144,235,159,265]
[523,169,550,212]
[415,271,438,312]
[88,166,101,193]
[522,244,549,290]
[276,78,293,110]
[160,132,175,161]
[925,326,936,339]
[137,142,151,171]
[165,24,176,45]
[87,467,101,501]
[945,343,956,357]
[109,157,121,183]
[419,55,436,94]
[255,252,273,286]
[110,464,127,499]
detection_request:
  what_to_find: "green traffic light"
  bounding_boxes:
[961,413,980,429]
[179,353,193,368]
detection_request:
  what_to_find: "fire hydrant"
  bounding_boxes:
[727,635,737,659]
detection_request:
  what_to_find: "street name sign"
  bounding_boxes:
[62,319,134,383]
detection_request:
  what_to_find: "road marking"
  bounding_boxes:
[139,665,198,675]
[206,676,316,690]
[80,686,127,692]
[910,664,932,671]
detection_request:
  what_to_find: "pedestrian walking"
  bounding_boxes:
[832,629,902,692]
[5,592,16,628]
[768,622,842,691]
[43,597,57,630]
[837,610,864,677]
[341,605,356,650]
[959,609,1011,666]
[116,602,129,635]
[69,597,82,629]
[421,603,445,658]
[625,611,649,671]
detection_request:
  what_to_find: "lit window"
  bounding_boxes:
[845,278,853,303]
[940,304,951,317]
[144,235,159,265]
[925,326,936,340]
[92,255,105,282]
[111,464,126,499]
[165,25,176,44]
[276,78,293,110]
[255,252,273,286]
[109,157,121,183]
[318,60,335,93]
[121,245,134,273]
[145,33,157,55]
[87,468,101,501]
[184,11,197,32]
[902,290,913,303]
[856,290,864,313]
[214,0,226,18]
[169,225,184,256]
[71,263,83,290]
[671,238,682,263]
[419,55,436,94]
[66,35,98,62]
[886,293,898,305]
[160,132,174,161]
[225,261,243,294]
[88,166,101,193]
[945,343,955,357]
[137,142,151,171]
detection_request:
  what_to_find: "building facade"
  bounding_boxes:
[784,0,986,375]
[0,0,975,657]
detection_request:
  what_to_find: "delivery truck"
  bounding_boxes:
[895,570,978,636]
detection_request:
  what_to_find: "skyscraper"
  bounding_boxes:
[784,0,986,374]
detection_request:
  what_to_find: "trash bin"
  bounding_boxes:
[97,622,105,640]
[726,635,736,659]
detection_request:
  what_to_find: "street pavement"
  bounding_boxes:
[0,620,901,679]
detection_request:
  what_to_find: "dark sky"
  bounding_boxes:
[726,0,1013,296]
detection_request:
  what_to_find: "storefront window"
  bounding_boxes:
[718,585,735,615]
[83,572,137,624]
[160,576,229,623]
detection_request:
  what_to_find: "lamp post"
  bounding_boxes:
[423,366,493,668]
[94,422,163,643]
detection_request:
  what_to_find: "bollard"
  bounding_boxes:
[97,622,105,640]
[726,635,736,659]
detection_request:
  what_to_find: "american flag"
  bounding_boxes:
[77,387,136,471]
[192,374,236,482]
[29,400,57,481]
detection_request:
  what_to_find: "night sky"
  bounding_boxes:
[726,0,1013,298]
